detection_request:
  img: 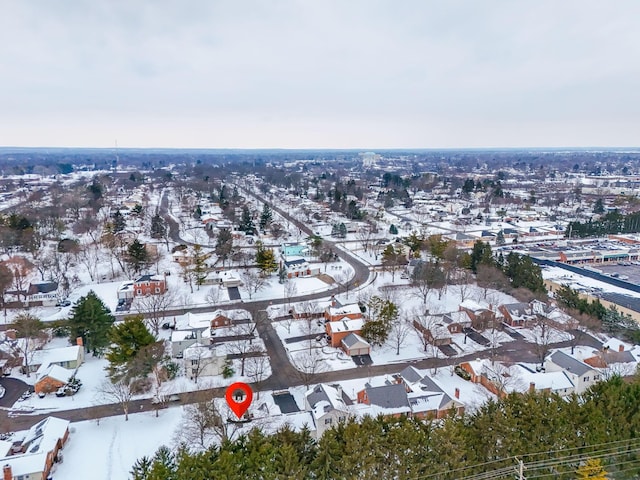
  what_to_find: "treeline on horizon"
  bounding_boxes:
[131,376,640,480]
[567,210,640,238]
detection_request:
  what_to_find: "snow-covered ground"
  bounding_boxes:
[53,408,183,480]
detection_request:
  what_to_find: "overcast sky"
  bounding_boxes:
[1,1,639,149]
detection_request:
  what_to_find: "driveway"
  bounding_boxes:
[0,377,31,408]
[463,327,491,346]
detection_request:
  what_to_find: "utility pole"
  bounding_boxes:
[514,457,526,480]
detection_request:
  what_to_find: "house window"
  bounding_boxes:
[155,287,160,293]
[191,359,198,366]
[594,375,600,381]
[583,376,590,382]
[137,289,142,295]
[324,418,332,425]
[338,416,346,422]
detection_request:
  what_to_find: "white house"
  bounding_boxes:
[304,384,350,438]
[544,350,601,394]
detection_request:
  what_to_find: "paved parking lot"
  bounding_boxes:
[596,263,640,284]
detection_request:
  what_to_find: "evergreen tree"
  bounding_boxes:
[191,244,208,288]
[469,240,494,273]
[259,203,273,231]
[504,252,546,294]
[150,213,166,240]
[495,230,505,246]
[255,241,277,276]
[239,206,255,234]
[127,239,150,274]
[593,198,605,214]
[112,210,126,233]
[106,314,156,378]
[67,291,115,355]
[389,224,398,235]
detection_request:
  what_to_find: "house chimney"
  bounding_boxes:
[331,296,336,307]
[454,388,460,399]
[76,337,83,347]
[3,464,12,480]
[619,344,625,352]
[529,382,536,393]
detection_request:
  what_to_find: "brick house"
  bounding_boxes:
[34,364,74,394]
[326,319,364,348]
[133,274,167,297]
[324,301,363,323]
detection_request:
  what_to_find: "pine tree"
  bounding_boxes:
[191,244,208,288]
[150,213,166,239]
[127,239,150,274]
[67,291,115,356]
[106,315,156,378]
[239,205,255,234]
[112,210,126,233]
[259,203,273,231]
[389,224,398,235]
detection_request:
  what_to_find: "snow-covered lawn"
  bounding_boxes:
[54,408,183,480]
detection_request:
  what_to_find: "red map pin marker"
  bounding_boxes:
[225,382,253,420]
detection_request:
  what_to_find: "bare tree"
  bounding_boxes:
[10,313,47,377]
[411,260,446,304]
[476,264,510,300]
[388,317,412,355]
[531,315,554,366]
[355,225,374,254]
[411,309,442,353]
[174,400,221,451]
[134,290,178,336]
[245,354,270,399]
[99,378,134,421]
[224,322,261,376]
[284,279,298,307]
[291,349,327,387]
[456,270,474,303]
[205,286,221,306]
[240,270,267,300]
[6,256,34,302]
[76,241,101,282]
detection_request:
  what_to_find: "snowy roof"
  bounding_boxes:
[512,366,574,393]
[327,319,364,334]
[341,333,370,349]
[1,417,70,476]
[306,384,346,416]
[36,364,74,383]
[32,345,82,367]
[170,328,203,342]
[547,350,594,376]
[327,303,362,317]
[183,343,223,360]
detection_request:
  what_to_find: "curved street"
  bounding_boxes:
[0,187,603,431]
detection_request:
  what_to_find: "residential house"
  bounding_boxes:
[459,299,496,330]
[171,328,206,358]
[133,274,167,297]
[283,257,319,278]
[183,343,226,379]
[398,366,465,418]
[413,316,452,346]
[326,319,365,348]
[544,350,601,394]
[30,340,84,373]
[203,270,243,288]
[357,383,411,417]
[0,416,70,480]
[340,333,371,356]
[34,364,75,394]
[210,312,232,330]
[26,282,59,307]
[304,384,350,439]
[499,302,536,328]
[324,301,363,323]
